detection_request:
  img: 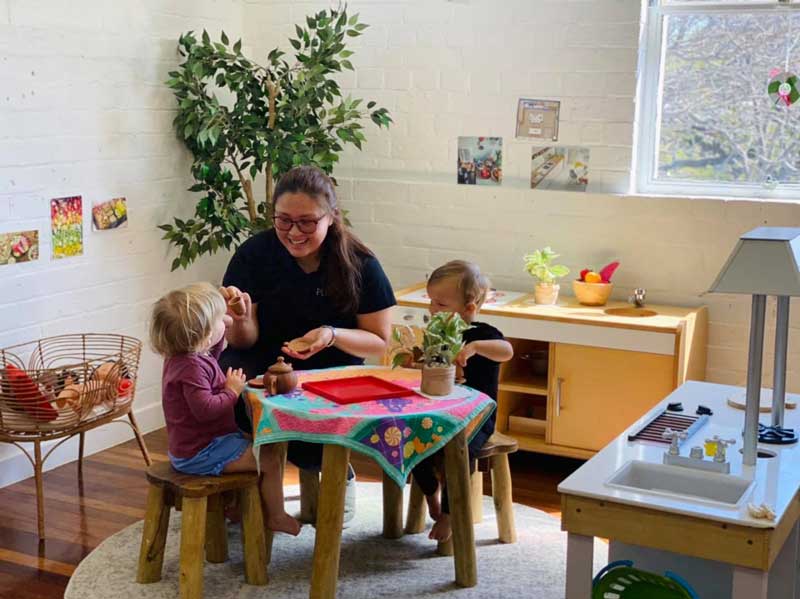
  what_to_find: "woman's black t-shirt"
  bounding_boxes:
[219,229,396,379]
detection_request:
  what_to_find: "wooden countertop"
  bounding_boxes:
[394,283,705,334]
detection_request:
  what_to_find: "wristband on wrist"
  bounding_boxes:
[322,325,336,348]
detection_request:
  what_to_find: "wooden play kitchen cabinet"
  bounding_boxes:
[392,284,707,459]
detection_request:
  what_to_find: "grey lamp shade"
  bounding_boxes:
[708,227,800,296]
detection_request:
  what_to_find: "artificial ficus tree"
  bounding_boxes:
[161,6,392,270]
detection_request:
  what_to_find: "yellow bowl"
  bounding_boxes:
[573,280,613,306]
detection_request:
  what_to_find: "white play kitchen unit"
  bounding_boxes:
[391,283,707,459]
[559,382,800,599]
[559,228,800,599]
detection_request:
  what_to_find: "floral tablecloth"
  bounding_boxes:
[245,365,495,487]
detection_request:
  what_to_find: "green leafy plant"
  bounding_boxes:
[160,6,392,270]
[391,312,472,369]
[523,247,570,284]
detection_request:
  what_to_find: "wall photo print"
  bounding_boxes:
[92,197,128,231]
[516,98,560,141]
[0,230,39,266]
[531,146,590,192]
[457,136,503,185]
[51,196,84,259]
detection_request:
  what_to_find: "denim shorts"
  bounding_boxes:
[169,432,251,476]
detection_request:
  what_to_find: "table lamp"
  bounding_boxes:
[708,227,800,466]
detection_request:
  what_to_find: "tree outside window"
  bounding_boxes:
[638,1,800,198]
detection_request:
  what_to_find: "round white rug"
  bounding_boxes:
[66,482,607,598]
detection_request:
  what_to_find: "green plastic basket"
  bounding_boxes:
[592,561,699,599]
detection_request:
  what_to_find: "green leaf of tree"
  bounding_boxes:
[162,8,393,269]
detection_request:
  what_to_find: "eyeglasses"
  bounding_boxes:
[272,214,328,234]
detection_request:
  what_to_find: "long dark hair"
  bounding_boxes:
[273,166,373,314]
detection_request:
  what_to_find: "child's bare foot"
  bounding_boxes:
[266,512,302,536]
[425,489,442,521]
[428,514,451,542]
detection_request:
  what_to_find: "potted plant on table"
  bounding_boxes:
[523,247,570,305]
[391,312,471,396]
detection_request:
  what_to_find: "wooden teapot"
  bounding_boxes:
[263,357,297,396]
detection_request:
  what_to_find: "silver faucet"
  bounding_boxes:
[663,428,687,455]
[629,287,646,308]
[661,430,736,474]
[707,435,737,464]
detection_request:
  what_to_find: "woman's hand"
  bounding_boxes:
[219,285,252,322]
[282,326,334,360]
[222,286,259,350]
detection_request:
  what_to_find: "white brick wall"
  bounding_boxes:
[244,0,640,188]
[2,0,800,488]
[337,177,800,393]
[244,0,800,394]
[0,0,242,486]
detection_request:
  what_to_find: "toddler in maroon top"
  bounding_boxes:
[150,282,300,535]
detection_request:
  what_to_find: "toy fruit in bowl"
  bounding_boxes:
[573,261,619,306]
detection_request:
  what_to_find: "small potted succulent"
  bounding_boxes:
[573,261,620,306]
[391,312,471,396]
[523,247,570,305]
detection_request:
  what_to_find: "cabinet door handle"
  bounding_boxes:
[555,377,564,417]
[403,314,414,321]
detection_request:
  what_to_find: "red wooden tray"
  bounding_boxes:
[301,375,415,404]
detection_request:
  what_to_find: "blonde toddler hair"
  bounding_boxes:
[149,282,226,356]
[428,260,490,308]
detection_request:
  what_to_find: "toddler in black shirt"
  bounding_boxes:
[412,260,513,544]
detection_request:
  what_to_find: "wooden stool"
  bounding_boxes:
[136,462,268,599]
[405,432,518,552]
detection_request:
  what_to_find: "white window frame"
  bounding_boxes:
[635,0,800,200]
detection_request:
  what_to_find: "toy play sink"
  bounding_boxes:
[604,307,658,317]
[606,460,753,506]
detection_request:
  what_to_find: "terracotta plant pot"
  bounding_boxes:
[421,364,455,396]
[572,280,613,306]
[534,282,560,305]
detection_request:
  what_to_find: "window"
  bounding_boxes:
[636,0,800,198]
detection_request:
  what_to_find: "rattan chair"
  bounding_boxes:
[0,333,151,540]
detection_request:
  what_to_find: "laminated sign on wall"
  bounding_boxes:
[516,98,560,141]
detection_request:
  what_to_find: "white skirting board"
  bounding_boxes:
[0,400,165,489]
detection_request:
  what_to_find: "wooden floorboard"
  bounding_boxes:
[0,427,581,598]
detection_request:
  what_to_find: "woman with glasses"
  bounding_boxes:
[219,165,396,522]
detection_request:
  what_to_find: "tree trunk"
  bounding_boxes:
[265,164,273,217]
[264,80,278,218]
[241,178,257,222]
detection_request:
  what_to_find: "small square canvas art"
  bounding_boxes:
[531,146,590,192]
[0,230,39,266]
[457,136,502,185]
[516,99,560,141]
[92,197,128,231]
[51,196,84,259]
